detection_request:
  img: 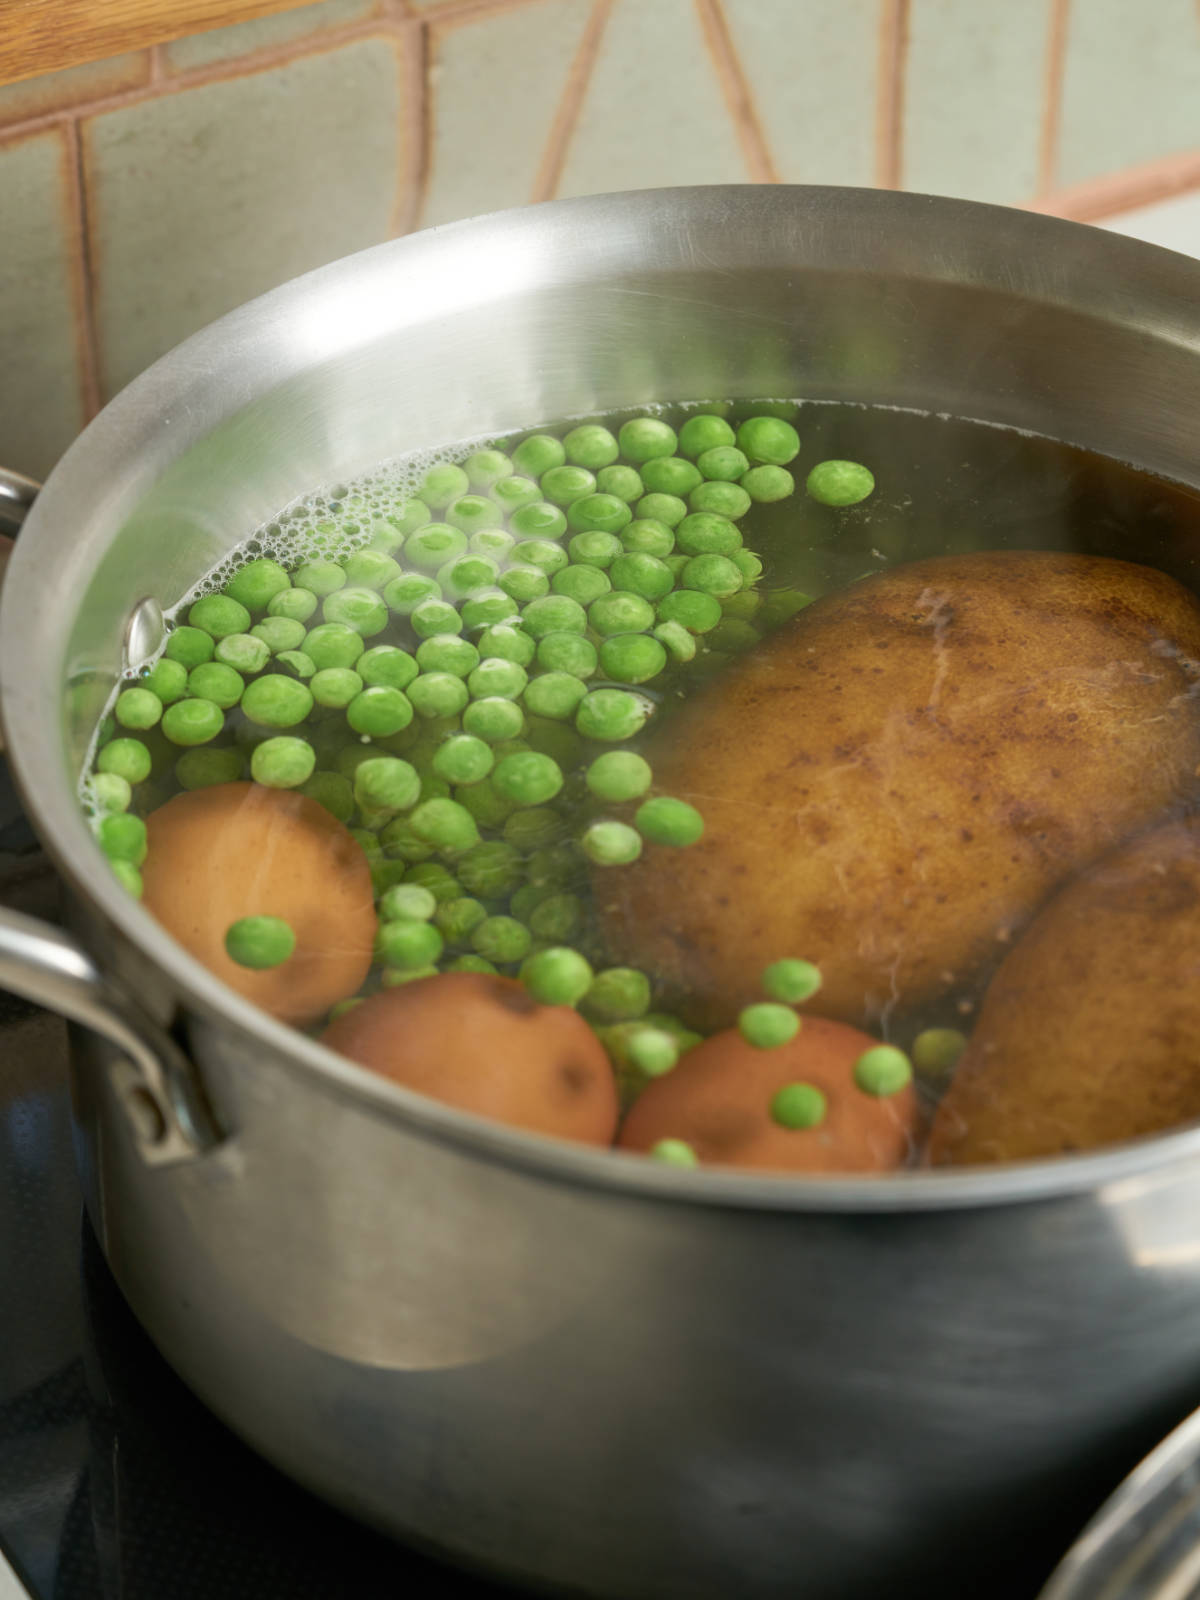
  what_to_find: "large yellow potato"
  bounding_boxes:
[598,551,1200,1029]
[929,816,1200,1164]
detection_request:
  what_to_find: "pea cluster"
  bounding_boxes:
[86,411,882,1128]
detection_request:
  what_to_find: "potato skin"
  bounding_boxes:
[142,782,375,1025]
[619,1015,918,1174]
[322,973,620,1146]
[598,552,1200,1029]
[929,816,1200,1165]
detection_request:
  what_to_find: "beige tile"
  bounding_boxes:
[721,0,876,187]
[1058,0,1200,188]
[422,0,592,226]
[0,53,149,129]
[85,38,405,399]
[0,130,86,479]
[164,0,380,72]
[557,0,749,197]
[904,0,1046,203]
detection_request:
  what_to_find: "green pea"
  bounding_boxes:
[354,756,420,812]
[654,620,697,662]
[377,919,444,970]
[176,747,243,789]
[510,501,568,540]
[439,554,500,600]
[383,572,441,616]
[410,599,463,640]
[500,565,550,604]
[355,646,416,691]
[433,895,488,946]
[807,459,875,507]
[584,751,649,802]
[164,624,215,668]
[567,492,632,536]
[446,494,503,535]
[185,662,241,709]
[650,1138,699,1168]
[162,698,224,746]
[416,634,479,678]
[640,456,701,496]
[493,750,563,805]
[143,657,188,705]
[568,530,621,568]
[911,1029,967,1081]
[760,959,822,1005]
[581,820,641,866]
[269,586,320,624]
[338,549,397,592]
[433,735,494,786]
[410,797,480,855]
[552,564,611,606]
[520,946,593,1006]
[304,623,365,672]
[380,499,433,542]
[523,671,588,721]
[563,423,619,469]
[115,686,162,730]
[739,1003,800,1050]
[97,811,147,866]
[511,433,565,479]
[348,685,417,736]
[214,632,270,676]
[463,449,513,489]
[90,772,132,813]
[223,558,290,612]
[618,417,677,462]
[251,736,316,789]
[588,592,656,638]
[450,778,510,830]
[240,675,313,728]
[696,445,749,482]
[378,816,434,863]
[742,464,795,503]
[526,841,577,889]
[250,616,307,656]
[446,954,499,975]
[467,657,528,700]
[462,696,525,743]
[460,588,519,630]
[457,840,524,897]
[380,882,438,921]
[540,465,595,507]
[608,552,673,601]
[407,673,469,722]
[678,413,735,458]
[404,523,468,573]
[595,464,643,502]
[636,795,704,846]
[322,586,388,638]
[584,966,650,1023]
[681,554,742,598]
[635,493,687,528]
[536,632,597,679]
[491,474,541,512]
[300,769,354,821]
[292,560,346,598]
[853,1045,913,1096]
[690,480,752,519]
[676,512,742,557]
[598,634,667,685]
[225,915,295,968]
[348,826,384,862]
[471,916,532,965]
[475,624,535,667]
[405,861,462,901]
[575,687,648,743]
[621,518,675,558]
[97,738,152,784]
[503,806,564,850]
[664,553,690,578]
[421,462,470,510]
[528,892,582,943]
[731,550,764,585]
[189,594,251,639]
[380,964,439,988]
[770,1083,826,1129]
[736,416,800,466]
[522,595,587,639]
[309,668,362,708]
[657,588,722,632]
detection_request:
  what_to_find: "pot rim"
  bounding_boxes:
[9,182,1200,1214]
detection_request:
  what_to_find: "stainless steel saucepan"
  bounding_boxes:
[4,187,1200,1600]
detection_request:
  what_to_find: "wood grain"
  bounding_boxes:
[0,0,307,88]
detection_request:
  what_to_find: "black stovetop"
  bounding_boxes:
[0,761,513,1600]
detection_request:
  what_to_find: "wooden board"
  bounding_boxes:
[0,0,310,87]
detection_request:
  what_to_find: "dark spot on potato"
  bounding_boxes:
[491,979,539,1015]
[558,1060,593,1094]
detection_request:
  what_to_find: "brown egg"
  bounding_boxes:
[619,1016,919,1173]
[142,781,375,1025]
[321,973,620,1146]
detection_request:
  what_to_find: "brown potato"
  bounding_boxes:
[598,552,1200,1029]
[142,782,375,1025]
[619,1015,918,1174]
[929,816,1200,1165]
[322,973,620,1146]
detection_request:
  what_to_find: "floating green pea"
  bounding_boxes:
[853,1045,913,1096]
[770,1083,827,1129]
[225,915,296,969]
[520,946,594,1006]
[806,459,875,507]
[739,1003,801,1050]
[762,959,822,1005]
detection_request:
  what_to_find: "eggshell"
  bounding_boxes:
[321,972,619,1145]
[141,781,375,1024]
[618,1015,918,1173]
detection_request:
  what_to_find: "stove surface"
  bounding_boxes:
[0,765,512,1600]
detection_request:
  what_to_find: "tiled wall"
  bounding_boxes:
[3,0,1200,479]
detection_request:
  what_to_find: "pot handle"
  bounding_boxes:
[0,466,38,534]
[0,905,221,1164]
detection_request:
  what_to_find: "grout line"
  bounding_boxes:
[694,0,778,184]
[1035,0,1070,197]
[1028,148,1200,223]
[395,16,429,233]
[529,0,613,203]
[147,43,166,84]
[874,0,909,190]
[61,119,102,420]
